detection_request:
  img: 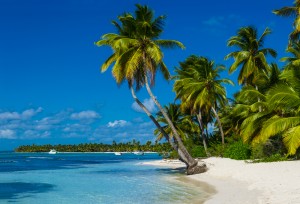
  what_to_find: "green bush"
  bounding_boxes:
[251,139,287,160]
[208,144,227,157]
[251,143,265,159]
[224,141,251,160]
[191,146,206,158]
[168,150,179,159]
[251,153,287,163]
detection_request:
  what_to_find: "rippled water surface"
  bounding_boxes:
[0,152,207,203]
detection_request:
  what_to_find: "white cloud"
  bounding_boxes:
[22,130,51,139]
[0,112,19,120]
[132,117,144,123]
[107,120,130,128]
[63,123,90,133]
[21,107,43,119]
[139,121,154,128]
[132,98,157,113]
[0,129,16,139]
[115,132,128,137]
[70,110,100,120]
[0,107,43,120]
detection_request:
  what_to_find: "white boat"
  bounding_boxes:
[114,152,122,156]
[49,149,57,154]
[133,151,144,156]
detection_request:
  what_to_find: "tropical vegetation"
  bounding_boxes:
[91,2,300,173]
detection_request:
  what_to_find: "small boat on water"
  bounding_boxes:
[49,149,57,154]
[132,151,144,156]
[114,152,122,156]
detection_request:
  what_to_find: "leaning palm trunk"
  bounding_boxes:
[144,76,206,174]
[196,111,210,156]
[211,106,225,145]
[130,87,179,154]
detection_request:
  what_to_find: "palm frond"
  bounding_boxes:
[283,126,300,155]
[273,7,297,17]
[257,116,300,144]
[155,39,185,49]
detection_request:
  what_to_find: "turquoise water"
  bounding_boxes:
[0,152,206,203]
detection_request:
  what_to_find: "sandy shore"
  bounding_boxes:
[143,157,300,204]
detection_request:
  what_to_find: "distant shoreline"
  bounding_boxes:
[13,151,159,154]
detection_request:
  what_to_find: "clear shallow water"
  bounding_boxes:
[0,152,206,203]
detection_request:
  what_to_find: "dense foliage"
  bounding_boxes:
[223,141,251,160]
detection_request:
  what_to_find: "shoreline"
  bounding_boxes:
[142,157,300,204]
[13,151,159,154]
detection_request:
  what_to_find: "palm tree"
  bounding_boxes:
[255,67,300,155]
[222,64,281,143]
[281,40,300,68]
[174,55,233,147]
[154,104,198,142]
[273,0,300,44]
[225,26,277,86]
[231,63,300,155]
[95,5,204,174]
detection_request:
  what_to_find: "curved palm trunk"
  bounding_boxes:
[130,87,180,155]
[211,106,225,145]
[196,111,210,156]
[144,76,206,174]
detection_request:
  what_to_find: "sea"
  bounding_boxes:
[0,152,210,204]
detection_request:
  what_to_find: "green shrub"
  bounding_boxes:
[208,143,227,157]
[251,139,287,160]
[191,146,206,158]
[251,153,287,163]
[251,143,265,159]
[224,141,251,160]
[168,150,179,159]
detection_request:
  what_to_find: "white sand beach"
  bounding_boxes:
[143,157,300,204]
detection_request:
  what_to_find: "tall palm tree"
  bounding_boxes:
[225,26,277,86]
[96,5,204,174]
[174,55,233,146]
[273,0,300,44]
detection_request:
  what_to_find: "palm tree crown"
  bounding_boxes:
[174,55,233,113]
[225,26,277,85]
[281,40,300,68]
[95,4,184,90]
[273,0,300,44]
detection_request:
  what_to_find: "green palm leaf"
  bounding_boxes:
[256,116,300,144]
[283,126,300,155]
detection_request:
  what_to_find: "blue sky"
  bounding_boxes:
[0,0,291,150]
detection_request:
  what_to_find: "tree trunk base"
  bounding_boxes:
[186,162,207,175]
